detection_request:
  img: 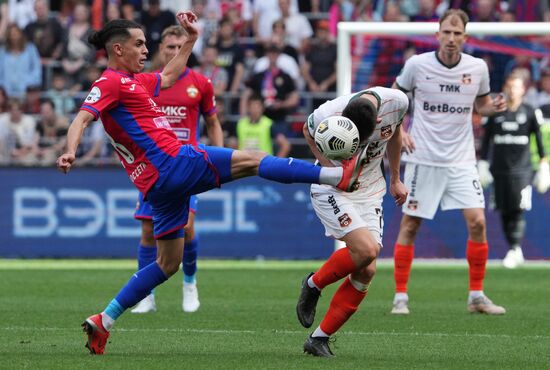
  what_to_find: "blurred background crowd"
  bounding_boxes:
[0,0,549,166]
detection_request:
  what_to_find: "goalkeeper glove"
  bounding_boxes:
[533,161,550,194]
[477,160,493,189]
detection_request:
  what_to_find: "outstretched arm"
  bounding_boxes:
[56,110,95,173]
[160,11,198,89]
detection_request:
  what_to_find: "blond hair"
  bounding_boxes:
[439,9,469,28]
[160,25,187,43]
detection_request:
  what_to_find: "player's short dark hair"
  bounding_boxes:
[439,9,469,28]
[88,19,143,51]
[342,97,377,143]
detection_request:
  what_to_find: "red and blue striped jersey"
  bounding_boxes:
[154,67,216,146]
[80,68,181,196]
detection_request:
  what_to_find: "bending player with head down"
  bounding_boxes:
[131,25,223,315]
[391,9,507,316]
[56,12,353,355]
[296,87,409,357]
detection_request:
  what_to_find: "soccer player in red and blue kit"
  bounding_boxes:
[132,25,223,314]
[56,13,353,355]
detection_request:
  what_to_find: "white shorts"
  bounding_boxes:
[402,163,485,220]
[310,186,384,245]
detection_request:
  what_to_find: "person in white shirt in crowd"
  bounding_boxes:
[0,98,38,165]
[252,0,298,43]
[277,0,312,54]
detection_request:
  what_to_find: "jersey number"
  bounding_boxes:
[105,132,135,164]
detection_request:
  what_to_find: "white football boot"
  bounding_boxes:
[391,294,410,315]
[502,247,525,269]
[183,283,200,312]
[467,295,506,315]
[131,294,157,313]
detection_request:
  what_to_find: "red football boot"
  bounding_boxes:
[335,154,364,192]
[81,314,110,355]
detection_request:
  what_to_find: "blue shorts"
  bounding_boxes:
[146,144,233,239]
[135,194,198,219]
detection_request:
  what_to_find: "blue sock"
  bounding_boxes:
[183,237,198,284]
[138,244,157,270]
[258,156,321,184]
[137,244,157,294]
[107,262,168,318]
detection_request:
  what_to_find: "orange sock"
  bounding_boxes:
[466,240,488,291]
[394,243,414,293]
[312,247,357,290]
[319,277,367,335]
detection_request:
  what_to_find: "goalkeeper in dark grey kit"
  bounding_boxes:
[479,70,549,268]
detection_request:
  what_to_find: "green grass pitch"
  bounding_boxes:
[1,259,549,369]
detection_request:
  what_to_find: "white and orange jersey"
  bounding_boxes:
[308,86,408,199]
[396,51,491,167]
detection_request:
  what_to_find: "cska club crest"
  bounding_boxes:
[187,85,199,98]
[461,73,472,84]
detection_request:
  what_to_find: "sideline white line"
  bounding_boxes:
[1,258,549,270]
[2,326,549,340]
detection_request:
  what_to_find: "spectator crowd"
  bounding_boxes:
[0,0,549,166]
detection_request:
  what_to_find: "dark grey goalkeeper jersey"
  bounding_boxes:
[481,103,545,176]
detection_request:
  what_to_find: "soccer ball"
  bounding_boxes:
[314,116,360,160]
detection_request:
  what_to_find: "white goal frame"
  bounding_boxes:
[334,22,550,251]
[337,22,550,96]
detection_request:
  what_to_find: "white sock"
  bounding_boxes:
[394,292,408,302]
[307,276,320,291]
[311,326,329,338]
[468,290,484,300]
[319,167,343,187]
[101,312,115,331]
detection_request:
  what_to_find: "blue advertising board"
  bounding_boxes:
[1,168,549,259]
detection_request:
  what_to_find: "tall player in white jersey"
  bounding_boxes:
[296,87,409,357]
[391,9,507,315]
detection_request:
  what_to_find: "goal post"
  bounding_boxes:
[337,22,550,96]
[333,22,550,252]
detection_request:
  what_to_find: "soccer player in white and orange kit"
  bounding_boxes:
[297,87,409,357]
[391,9,507,315]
